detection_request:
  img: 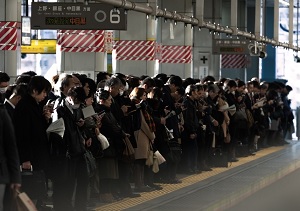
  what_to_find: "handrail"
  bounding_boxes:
[94,0,299,51]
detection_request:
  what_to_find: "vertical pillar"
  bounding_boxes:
[289,0,294,47]
[255,0,261,40]
[231,0,238,35]
[95,51,107,74]
[184,24,193,79]
[0,0,20,81]
[146,15,158,77]
[262,7,276,81]
[273,0,279,45]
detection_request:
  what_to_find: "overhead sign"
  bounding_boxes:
[213,39,251,55]
[31,2,127,30]
[21,16,31,45]
[21,39,56,54]
[104,31,113,53]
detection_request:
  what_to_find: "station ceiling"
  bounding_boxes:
[246,0,299,7]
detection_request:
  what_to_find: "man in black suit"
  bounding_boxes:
[4,84,28,119]
[0,102,21,210]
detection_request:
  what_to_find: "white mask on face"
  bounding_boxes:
[0,87,6,94]
[66,97,80,109]
[119,90,124,96]
[70,104,80,109]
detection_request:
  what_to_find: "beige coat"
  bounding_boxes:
[134,110,155,160]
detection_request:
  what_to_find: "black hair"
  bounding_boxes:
[286,85,293,92]
[185,84,198,96]
[96,71,110,85]
[176,87,185,96]
[5,83,28,99]
[95,88,110,100]
[127,76,140,89]
[237,80,246,88]
[15,74,31,85]
[168,75,183,87]
[67,86,86,103]
[182,77,196,89]
[153,78,164,89]
[154,73,168,84]
[21,71,37,77]
[141,77,156,88]
[86,78,97,95]
[226,80,237,88]
[139,75,150,81]
[0,72,10,83]
[28,76,51,95]
[202,75,216,84]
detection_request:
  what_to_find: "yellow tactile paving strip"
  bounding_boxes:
[94,145,286,211]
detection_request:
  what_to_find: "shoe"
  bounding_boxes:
[186,169,195,174]
[134,185,155,192]
[147,184,163,190]
[201,166,213,171]
[194,169,202,174]
[230,158,239,162]
[99,193,115,203]
[167,178,182,184]
[125,193,141,198]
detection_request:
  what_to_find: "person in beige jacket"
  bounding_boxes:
[130,87,156,192]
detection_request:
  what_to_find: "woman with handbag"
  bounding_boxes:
[129,87,156,192]
[94,89,128,202]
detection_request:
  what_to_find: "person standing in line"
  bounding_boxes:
[0,100,21,211]
[14,76,52,208]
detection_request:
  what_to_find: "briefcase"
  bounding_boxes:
[20,166,47,200]
[208,148,228,168]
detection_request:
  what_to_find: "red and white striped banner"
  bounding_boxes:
[57,30,104,52]
[221,54,247,68]
[114,40,155,60]
[0,21,20,51]
[159,45,192,63]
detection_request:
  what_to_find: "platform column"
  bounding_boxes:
[184,24,193,79]
[146,15,158,77]
[0,0,21,82]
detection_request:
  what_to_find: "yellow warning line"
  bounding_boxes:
[94,146,286,211]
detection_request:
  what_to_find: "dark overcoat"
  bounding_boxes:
[0,105,21,184]
[14,94,50,171]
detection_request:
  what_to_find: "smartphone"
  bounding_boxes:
[98,111,106,118]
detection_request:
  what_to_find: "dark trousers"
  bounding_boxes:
[52,157,88,211]
[186,138,198,171]
[118,161,133,195]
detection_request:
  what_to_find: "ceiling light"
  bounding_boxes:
[279,0,290,6]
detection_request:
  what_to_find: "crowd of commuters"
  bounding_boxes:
[0,70,294,211]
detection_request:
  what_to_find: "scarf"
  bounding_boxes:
[142,108,156,132]
[131,98,156,132]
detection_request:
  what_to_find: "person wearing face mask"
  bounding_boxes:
[0,72,10,103]
[51,86,90,211]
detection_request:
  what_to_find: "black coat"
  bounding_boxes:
[0,105,21,184]
[55,99,86,157]
[4,100,14,120]
[14,94,50,171]
[182,96,199,137]
[94,104,125,158]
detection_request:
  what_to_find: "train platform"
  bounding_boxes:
[89,140,300,211]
